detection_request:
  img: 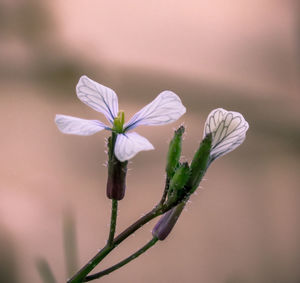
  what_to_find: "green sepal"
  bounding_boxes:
[167,162,190,204]
[166,126,185,179]
[187,133,212,194]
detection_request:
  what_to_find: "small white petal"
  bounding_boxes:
[55,114,108,136]
[124,91,186,131]
[76,75,119,124]
[204,108,249,161]
[114,132,154,162]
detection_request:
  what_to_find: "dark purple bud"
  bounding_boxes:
[152,202,185,240]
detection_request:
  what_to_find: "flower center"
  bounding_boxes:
[113,111,125,133]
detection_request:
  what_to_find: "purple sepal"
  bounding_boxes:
[106,135,128,200]
[106,157,128,200]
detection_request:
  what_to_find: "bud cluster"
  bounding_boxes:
[55,74,250,281]
[153,126,213,240]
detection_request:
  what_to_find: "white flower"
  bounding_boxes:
[55,75,186,162]
[203,108,249,161]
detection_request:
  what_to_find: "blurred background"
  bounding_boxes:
[1,0,300,282]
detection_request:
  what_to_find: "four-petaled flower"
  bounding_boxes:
[55,76,186,162]
[204,108,249,162]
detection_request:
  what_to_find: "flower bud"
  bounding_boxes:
[187,134,212,193]
[166,126,185,179]
[106,134,128,200]
[167,162,190,204]
[152,202,185,240]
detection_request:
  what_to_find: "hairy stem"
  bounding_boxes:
[113,207,161,246]
[67,196,178,282]
[67,207,162,283]
[107,199,118,246]
[158,177,170,206]
[83,237,159,281]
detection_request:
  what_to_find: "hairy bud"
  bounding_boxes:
[167,162,190,204]
[166,126,185,179]
[187,134,212,194]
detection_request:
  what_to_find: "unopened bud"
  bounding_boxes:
[106,134,128,200]
[167,162,190,204]
[166,126,185,178]
[187,134,212,193]
[152,202,185,240]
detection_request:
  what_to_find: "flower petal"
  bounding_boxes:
[55,114,108,136]
[124,91,186,131]
[114,132,154,161]
[76,75,119,124]
[204,108,249,161]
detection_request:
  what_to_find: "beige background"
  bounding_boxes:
[0,1,299,282]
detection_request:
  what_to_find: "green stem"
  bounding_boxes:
[67,245,113,283]
[158,177,170,206]
[67,207,162,283]
[113,207,161,246]
[67,198,177,282]
[83,237,159,281]
[107,199,118,246]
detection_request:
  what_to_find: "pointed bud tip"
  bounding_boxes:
[175,125,185,135]
[181,161,189,167]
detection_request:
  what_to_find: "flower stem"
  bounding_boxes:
[67,196,178,282]
[158,177,169,206]
[67,207,162,283]
[67,245,113,283]
[107,199,118,246]
[83,237,159,281]
[113,207,161,246]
